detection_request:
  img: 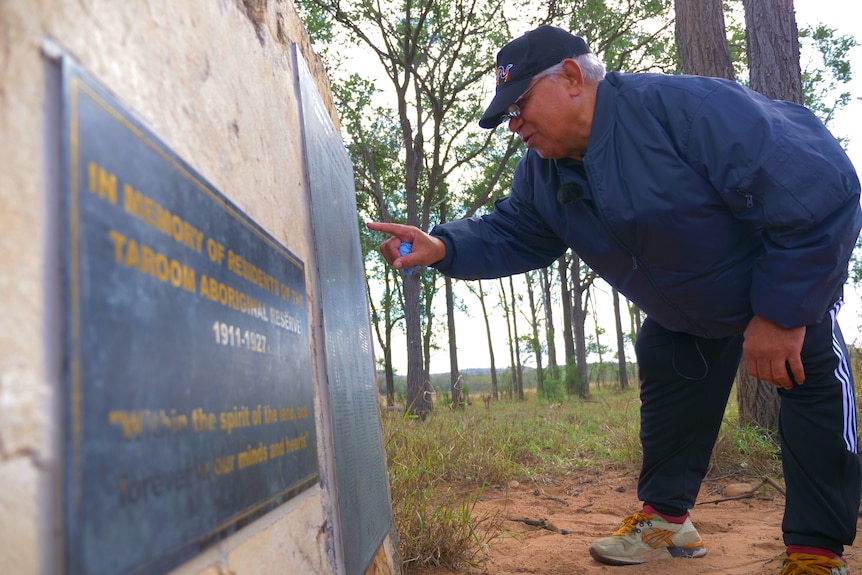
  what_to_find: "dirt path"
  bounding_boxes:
[419,469,862,575]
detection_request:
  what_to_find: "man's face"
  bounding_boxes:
[506,69,586,160]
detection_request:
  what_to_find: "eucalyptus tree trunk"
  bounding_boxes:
[736,362,780,429]
[402,31,428,419]
[500,278,516,399]
[590,288,604,387]
[628,301,641,346]
[612,287,629,390]
[475,280,499,400]
[743,0,803,103]
[441,202,461,408]
[421,275,435,388]
[558,254,578,395]
[674,0,736,79]
[525,272,545,396]
[403,275,429,417]
[509,276,524,400]
[365,268,400,405]
[541,267,558,381]
[445,275,461,408]
[571,255,589,398]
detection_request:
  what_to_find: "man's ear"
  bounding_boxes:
[561,59,584,95]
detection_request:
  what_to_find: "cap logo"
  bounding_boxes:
[496,63,514,86]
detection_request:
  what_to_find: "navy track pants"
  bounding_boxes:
[636,303,860,553]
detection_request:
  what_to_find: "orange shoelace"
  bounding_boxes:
[779,553,845,575]
[613,512,654,536]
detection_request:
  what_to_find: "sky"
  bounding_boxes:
[379,0,862,375]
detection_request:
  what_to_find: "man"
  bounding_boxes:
[367,25,862,574]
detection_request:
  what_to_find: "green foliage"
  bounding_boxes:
[851,236,862,287]
[538,375,566,403]
[547,0,678,73]
[712,394,782,477]
[297,0,518,228]
[585,327,610,358]
[296,0,528,407]
[298,1,336,45]
[722,0,749,79]
[800,24,857,128]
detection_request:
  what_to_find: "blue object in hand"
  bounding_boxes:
[398,242,421,276]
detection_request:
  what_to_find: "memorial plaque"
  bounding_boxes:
[61,57,318,575]
[296,49,392,575]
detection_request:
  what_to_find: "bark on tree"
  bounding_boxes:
[674,0,736,79]
[475,280,499,400]
[541,267,559,382]
[445,275,461,408]
[402,32,427,420]
[743,0,803,103]
[591,288,604,370]
[441,202,461,409]
[736,362,781,429]
[736,360,782,430]
[500,278,517,399]
[421,277,435,389]
[613,288,630,390]
[628,301,641,346]
[380,288,396,405]
[571,254,590,398]
[509,276,524,400]
[525,272,545,396]
[366,269,399,406]
[403,275,430,418]
[558,255,578,395]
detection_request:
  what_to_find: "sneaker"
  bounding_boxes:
[589,511,707,565]
[778,553,849,574]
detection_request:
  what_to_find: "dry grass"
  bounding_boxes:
[381,387,645,570]
[382,371,862,572]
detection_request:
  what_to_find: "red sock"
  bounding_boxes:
[643,504,689,524]
[786,545,840,560]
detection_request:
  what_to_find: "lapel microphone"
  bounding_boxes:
[557,182,584,205]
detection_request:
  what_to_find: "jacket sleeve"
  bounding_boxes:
[682,81,862,328]
[429,159,568,280]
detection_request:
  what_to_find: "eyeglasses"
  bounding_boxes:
[499,75,552,125]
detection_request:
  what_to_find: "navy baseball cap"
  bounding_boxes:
[479,26,591,129]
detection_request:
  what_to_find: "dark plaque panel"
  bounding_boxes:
[61,57,318,575]
[296,50,392,575]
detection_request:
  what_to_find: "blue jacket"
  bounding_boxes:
[430,72,862,338]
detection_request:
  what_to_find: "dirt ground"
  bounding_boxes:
[419,468,862,575]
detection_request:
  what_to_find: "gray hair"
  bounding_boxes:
[534,52,606,84]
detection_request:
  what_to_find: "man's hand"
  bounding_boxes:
[366,222,447,271]
[742,315,806,390]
